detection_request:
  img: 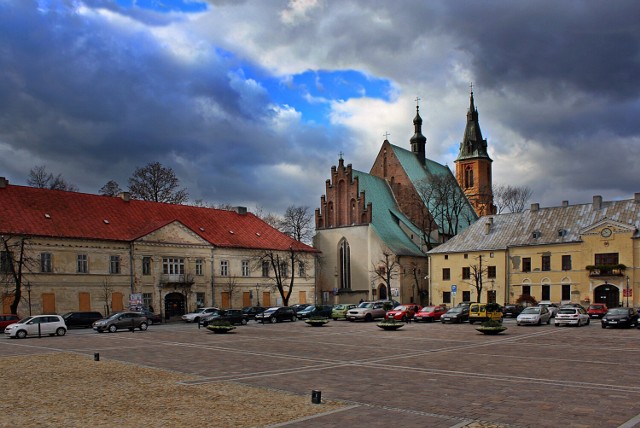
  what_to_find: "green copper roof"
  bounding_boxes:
[352,170,427,257]
[390,144,477,232]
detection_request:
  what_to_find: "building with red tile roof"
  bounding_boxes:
[0,178,317,317]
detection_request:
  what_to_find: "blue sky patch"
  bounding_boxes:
[115,0,208,13]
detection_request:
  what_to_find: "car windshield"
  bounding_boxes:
[62,312,73,319]
[521,307,540,314]
[18,316,33,324]
[421,306,435,312]
[590,305,605,310]
[334,304,345,310]
[358,303,374,308]
[558,308,577,314]
[392,306,406,311]
[264,307,278,313]
[447,308,463,314]
[607,308,629,315]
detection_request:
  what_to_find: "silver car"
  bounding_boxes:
[4,315,67,338]
[516,306,551,326]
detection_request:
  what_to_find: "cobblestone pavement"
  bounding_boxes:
[2,317,640,427]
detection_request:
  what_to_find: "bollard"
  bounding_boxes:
[94,353,100,361]
[311,390,321,404]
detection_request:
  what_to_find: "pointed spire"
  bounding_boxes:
[457,84,490,161]
[410,97,426,164]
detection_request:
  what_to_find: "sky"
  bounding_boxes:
[1,0,639,216]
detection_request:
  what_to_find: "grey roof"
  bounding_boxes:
[352,170,426,257]
[428,198,640,254]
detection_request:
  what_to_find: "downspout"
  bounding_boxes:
[129,242,135,294]
[505,246,511,305]
[210,248,216,307]
[427,254,432,305]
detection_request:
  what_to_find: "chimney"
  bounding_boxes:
[488,217,494,225]
[635,193,640,203]
[484,222,491,235]
[593,195,602,210]
[234,206,247,215]
[531,203,539,212]
[562,200,569,207]
[118,192,131,202]
[0,177,7,189]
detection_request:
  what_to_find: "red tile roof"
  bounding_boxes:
[0,184,316,253]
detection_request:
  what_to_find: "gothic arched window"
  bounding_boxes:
[464,166,474,188]
[338,238,351,290]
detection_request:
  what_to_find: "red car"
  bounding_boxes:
[414,305,447,322]
[385,304,420,321]
[587,304,608,319]
[0,314,20,330]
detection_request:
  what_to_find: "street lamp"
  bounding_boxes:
[25,283,32,316]
[157,284,163,323]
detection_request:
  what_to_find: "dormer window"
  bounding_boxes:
[532,230,541,239]
[558,229,567,237]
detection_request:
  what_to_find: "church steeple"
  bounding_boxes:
[410,98,426,164]
[454,85,496,216]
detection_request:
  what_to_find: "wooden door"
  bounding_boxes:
[79,292,91,311]
[112,292,124,311]
[298,291,306,304]
[243,292,251,307]
[221,292,230,309]
[262,292,271,307]
[42,293,56,314]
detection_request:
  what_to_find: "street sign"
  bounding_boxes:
[623,288,632,297]
[451,284,457,295]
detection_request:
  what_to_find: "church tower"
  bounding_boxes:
[454,87,496,216]
[410,103,427,165]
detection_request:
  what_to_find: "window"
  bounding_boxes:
[487,266,496,279]
[462,290,471,302]
[522,285,531,296]
[339,239,351,289]
[280,262,288,277]
[262,261,269,277]
[220,260,229,276]
[442,268,450,280]
[542,284,550,301]
[77,254,88,274]
[443,291,451,304]
[41,253,52,273]
[195,259,204,276]
[142,257,151,275]
[464,254,468,259]
[562,284,571,301]
[162,257,184,275]
[522,258,531,272]
[462,267,470,280]
[242,260,250,277]
[196,292,205,308]
[298,261,306,277]
[0,251,11,273]
[562,255,572,271]
[109,255,121,274]
[444,255,448,260]
[464,166,474,188]
[595,253,619,265]
[541,255,550,271]
[142,293,152,309]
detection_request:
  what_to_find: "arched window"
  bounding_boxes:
[338,238,351,290]
[464,166,474,188]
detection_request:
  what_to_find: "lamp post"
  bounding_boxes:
[157,284,163,323]
[26,278,31,316]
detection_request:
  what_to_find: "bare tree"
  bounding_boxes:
[101,278,113,316]
[27,165,78,192]
[253,205,283,230]
[462,255,489,303]
[254,248,309,306]
[128,162,189,204]
[280,206,313,244]
[370,250,400,301]
[221,276,241,308]
[99,180,122,197]
[493,184,533,214]
[0,236,36,315]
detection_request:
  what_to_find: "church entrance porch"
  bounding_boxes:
[593,283,620,308]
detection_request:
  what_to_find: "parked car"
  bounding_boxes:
[331,304,357,320]
[0,314,20,330]
[516,306,551,326]
[345,301,387,322]
[555,307,590,327]
[201,309,248,327]
[255,307,297,323]
[602,308,638,328]
[441,306,470,323]
[139,309,162,325]
[62,311,104,328]
[242,306,266,321]
[296,305,333,320]
[290,304,312,314]
[4,315,67,338]
[587,304,608,319]
[181,307,220,323]
[561,303,587,311]
[414,305,447,322]
[93,312,148,333]
[468,303,503,324]
[538,301,559,317]
[385,304,420,321]
[502,304,524,318]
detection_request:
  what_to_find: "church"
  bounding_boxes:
[314,90,493,305]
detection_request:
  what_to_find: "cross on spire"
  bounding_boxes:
[470,82,474,94]
[339,151,344,160]
[415,96,421,107]
[383,131,390,140]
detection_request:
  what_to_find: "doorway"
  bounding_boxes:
[593,283,620,308]
[164,292,185,318]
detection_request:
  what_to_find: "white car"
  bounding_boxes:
[555,307,590,326]
[537,301,559,317]
[181,307,220,323]
[516,306,551,326]
[4,315,67,338]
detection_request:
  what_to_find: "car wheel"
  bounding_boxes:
[537,319,542,326]
[364,314,372,322]
[469,320,474,325]
[147,319,153,326]
[108,324,117,333]
[16,330,27,339]
[546,317,550,325]
[586,318,590,325]
[270,317,277,324]
[194,317,200,324]
[56,327,66,336]
[139,322,148,331]
[291,316,296,322]
[241,319,247,325]
[348,318,354,322]
[577,319,582,327]
[401,316,407,322]
[601,324,606,329]
[333,317,338,321]
[555,323,560,327]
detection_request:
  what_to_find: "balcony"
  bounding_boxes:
[586,264,626,277]
[160,273,195,286]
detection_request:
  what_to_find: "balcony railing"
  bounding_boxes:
[586,264,626,277]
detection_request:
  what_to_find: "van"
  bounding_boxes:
[62,311,104,328]
[468,303,503,324]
